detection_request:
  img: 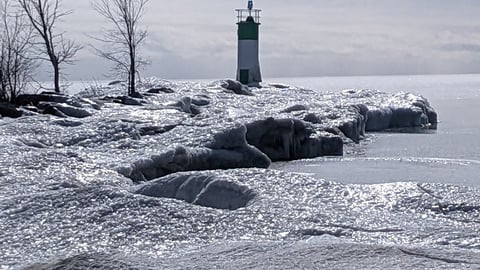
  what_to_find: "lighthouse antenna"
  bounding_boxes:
[248,0,253,16]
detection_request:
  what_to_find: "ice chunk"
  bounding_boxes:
[120,124,271,182]
[134,172,256,210]
[122,143,270,182]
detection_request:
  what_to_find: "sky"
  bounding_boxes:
[36,0,480,81]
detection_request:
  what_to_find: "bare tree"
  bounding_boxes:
[93,0,149,97]
[19,0,81,93]
[0,0,36,103]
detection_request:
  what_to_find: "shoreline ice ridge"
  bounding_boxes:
[0,78,438,187]
[114,79,438,181]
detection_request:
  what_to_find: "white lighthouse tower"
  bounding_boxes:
[236,0,262,85]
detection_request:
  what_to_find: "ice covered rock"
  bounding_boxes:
[13,92,100,118]
[16,92,100,109]
[0,102,22,118]
[336,106,367,143]
[366,105,435,131]
[134,172,256,210]
[365,107,392,131]
[345,91,439,131]
[37,102,92,118]
[15,92,70,106]
[0,79,439,198]
[120,124,270,182]
[221,79,254,96]
[245,118,343,161]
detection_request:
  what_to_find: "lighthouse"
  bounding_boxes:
[236,0,262,85]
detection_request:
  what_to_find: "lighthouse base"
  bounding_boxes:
[236,65,262,85]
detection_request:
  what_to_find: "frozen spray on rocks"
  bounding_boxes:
[0,79,437,187]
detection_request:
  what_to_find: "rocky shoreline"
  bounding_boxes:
[0,79,437,187]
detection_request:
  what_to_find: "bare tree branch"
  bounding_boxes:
[19,0,82,93]
[0,0,36,103]
[92,0,149,96]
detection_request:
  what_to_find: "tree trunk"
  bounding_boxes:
[53,62,60,93]
[129,54,136,96]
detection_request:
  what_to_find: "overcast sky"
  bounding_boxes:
[45,0,480,80]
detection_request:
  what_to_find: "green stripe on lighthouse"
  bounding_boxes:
[238,21,259,40]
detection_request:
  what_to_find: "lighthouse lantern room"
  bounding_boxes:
[236,0,262,85]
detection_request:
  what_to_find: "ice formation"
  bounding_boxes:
[134,172,256,210]
[0,79,438,186]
